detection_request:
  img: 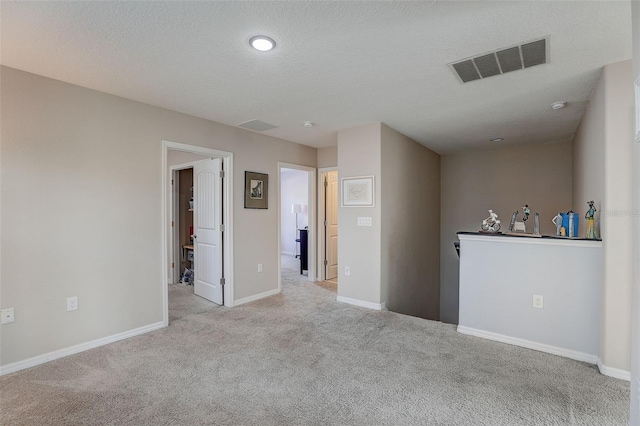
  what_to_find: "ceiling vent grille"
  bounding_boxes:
[449,37,549,84]
[237,119,278,132]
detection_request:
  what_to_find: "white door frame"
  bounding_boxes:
[162,140,235,326]
[316,166,338,282]
[277,162,316,291]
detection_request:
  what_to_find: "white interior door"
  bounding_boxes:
[193,158,223,305]
[326,171,339,280]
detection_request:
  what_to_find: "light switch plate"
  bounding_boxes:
[357,217,372,226]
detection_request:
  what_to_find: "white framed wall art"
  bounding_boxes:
[342,175,374,207]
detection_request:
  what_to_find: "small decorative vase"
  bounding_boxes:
[585,218,597,239]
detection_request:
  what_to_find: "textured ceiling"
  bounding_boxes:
[0,1,632,153]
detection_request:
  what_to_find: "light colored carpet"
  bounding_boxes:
[0,256,629,425]
[168,282,219,322]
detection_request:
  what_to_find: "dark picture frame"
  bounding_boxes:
[244,171,268,209]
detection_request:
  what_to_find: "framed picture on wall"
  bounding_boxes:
[244,171,268,209]
[341,175,374,207]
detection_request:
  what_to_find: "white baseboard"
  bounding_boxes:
[0,321,165,376]
[597,358,631,381]
[234,288,280,306]
[337,295,385,311]
[457,325,599,365]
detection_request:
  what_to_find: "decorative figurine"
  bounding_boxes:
[585,200,598,239]
[552,213,563,236]
[481,209,501,233]
[533,212,540,235]
[510,206,527,233]
[513,221,526,232]
[568,210,576,237]
[508,211,518,232]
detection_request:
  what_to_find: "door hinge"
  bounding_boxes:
[324,179,328,187]
[324,220,328,227]
[172,262,175,268]
[220,170,225,178]
[171,221,174,227]
[324,259,328,266]
[171,179,174,186]
[220,277,225,286]
[220,224,225,232]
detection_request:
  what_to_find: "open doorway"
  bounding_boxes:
[168,161,221,322]
[172,166,195,286]
[280,167,310,280]
[277,163,316,293]
[162,141,235,327]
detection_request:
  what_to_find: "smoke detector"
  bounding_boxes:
[551,101,567,110]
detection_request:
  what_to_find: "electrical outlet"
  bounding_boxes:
[532,295,544,309]
[1,308,15,324]
[344,266,351,276]
[257,263,263,273]
[67,297,78,312]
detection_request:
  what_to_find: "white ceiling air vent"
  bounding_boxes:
[237,119,278,132]
[449,37,549,84]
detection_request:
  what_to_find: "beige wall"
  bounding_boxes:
[0,66,316,366]
[572,60,633,374]
[337,124,382,304]
[381,124,440,320]
[601,61,634,373]
[317,146,337,168]
[440,142,573,324]
[632,2,640,423]
[572,67,605,232]
[167,151,211,167]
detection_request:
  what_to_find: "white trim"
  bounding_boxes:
[0,322,165,376]
[457,233,602,248]
[597,358,632,381]
[337,295,385,311]
[234,288,280,306]
[317,167,338,282]
[277,162,317,294]
[457,325,599,364]
[162,140,235,324]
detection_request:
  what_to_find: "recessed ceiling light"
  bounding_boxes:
[551,101,567,110]
[490,137,504,142]
[303,121,314,128]
[249,35,276,52]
